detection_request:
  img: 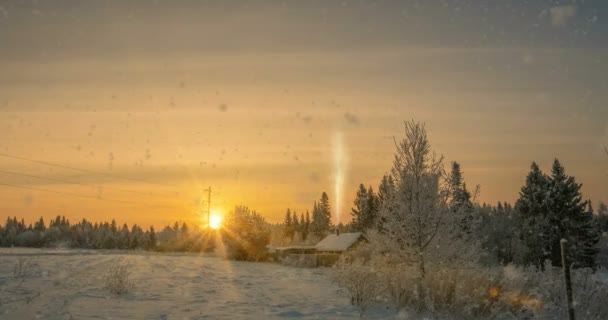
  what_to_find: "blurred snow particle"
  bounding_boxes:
[309,172,320,183]
[22,194,33,206]
[301,116,312,124]
[0,6,8,19]
[522,52,534,64]
[344,112,360,125]
[540,5,577,27]
[218,103,228,112]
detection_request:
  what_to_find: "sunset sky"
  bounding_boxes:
[0,1,607,228]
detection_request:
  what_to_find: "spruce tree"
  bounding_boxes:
[377,175,395,211]
[34,217,46,232]
[318,192,332,233]
[311,202,320,236]
[597,202,608,232]
[312,193,332,237]
[351,184,369,232]
[448,162,474,237]
[293,213,300,241]
[350,184,379,232]
[515,162,551,268]
[545,159,600,268]
[148,226,157,250]
[366,186,378,228]
[303,211,310,241]
[284,208,293,240]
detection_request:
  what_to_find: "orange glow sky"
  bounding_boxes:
[0,1,607,228]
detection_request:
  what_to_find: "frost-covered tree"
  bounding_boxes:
[376,120,473,276]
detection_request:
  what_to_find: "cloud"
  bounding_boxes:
[544,5,577,27]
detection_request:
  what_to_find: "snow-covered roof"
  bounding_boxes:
[268,245,316,252]
[315,232,365,252]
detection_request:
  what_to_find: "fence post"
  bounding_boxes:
[560,239,575,320]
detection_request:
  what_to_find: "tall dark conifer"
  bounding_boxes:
[515,162,551,268]
[545,159,599,268]
[448,162,474,237]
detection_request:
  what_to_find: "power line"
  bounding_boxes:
[0,182,131,203]
[0,152,179,189]
[0,169,165,197]
[0,182,185,210]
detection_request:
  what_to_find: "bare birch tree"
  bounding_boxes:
[376,120,475,277]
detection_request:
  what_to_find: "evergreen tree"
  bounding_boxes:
[119,223,130,249]
[303,211,310,241]
[148,226,157,250]
[448,162,475,237]
[351,184,368,232]
[545,159,600,268]
[284,208,294,240]
[377,175,395,209]
[312,192,332,237]
[34,217,46,232]
[515,162,551,268]
[293,212,300,240]
[350,184,378,232]
[376,174,396,231]
[597,202,608,232]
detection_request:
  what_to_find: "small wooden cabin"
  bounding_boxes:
[269,231,367,267]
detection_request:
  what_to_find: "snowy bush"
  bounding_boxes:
[13,258,30,279]
[332,255,381,318]
[335,248,608,320]
[221,206,271,261]
[508,264,608,320]
[103,259,133,295]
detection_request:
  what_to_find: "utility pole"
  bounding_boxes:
[204,187,211,227]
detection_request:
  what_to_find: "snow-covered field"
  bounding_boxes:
[0,248,378,320]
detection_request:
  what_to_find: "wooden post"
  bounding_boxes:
[560,239,575,320]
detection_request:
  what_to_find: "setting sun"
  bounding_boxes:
[209,211,223,230]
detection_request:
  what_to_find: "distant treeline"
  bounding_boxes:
[0,215,217,252]
[2,158,607,268]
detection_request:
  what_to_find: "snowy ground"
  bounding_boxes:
[0,248,388,320]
